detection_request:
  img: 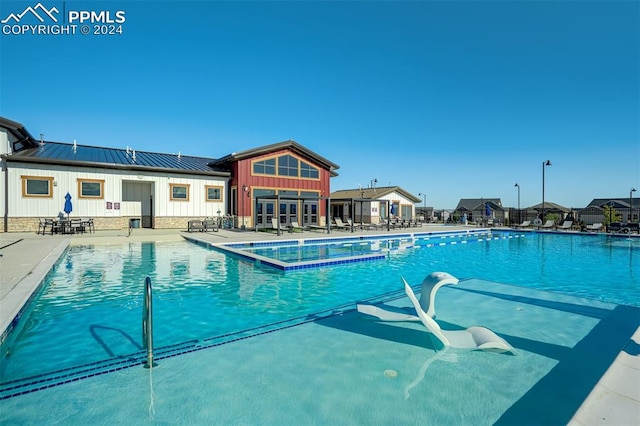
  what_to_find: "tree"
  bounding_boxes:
[603,205,621,225]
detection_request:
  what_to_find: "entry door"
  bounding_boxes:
[279,202,297,225]
[256,202,275,227]
[302,202,318,226]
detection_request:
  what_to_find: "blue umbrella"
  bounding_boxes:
[485,202,491,217]
[390,203,396,215]
[64,192,73,218]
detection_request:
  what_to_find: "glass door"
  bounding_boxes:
[302,202,318,226]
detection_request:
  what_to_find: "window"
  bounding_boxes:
[206,185,222,202]
[278,155,298,177]
[253,158,276,175]
[22,176,54,198]
[300,161,319,179]
[251,154,320,180]
[78,179,104,199]
[170,183,190,201]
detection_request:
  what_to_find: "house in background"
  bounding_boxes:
[454,198,505,225]
[578,197,639,225]
[329,186,421,224]
[527,201,571,221]
[1,117,339,232]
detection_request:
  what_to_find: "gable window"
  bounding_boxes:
[253,158,276,175]
[78,179,104,199]
[252,154,320,179]
[170,183,190,201]
[300,161,319,179]
[206,185,222,202]
[22,176,54,198]
[278,155,298,177]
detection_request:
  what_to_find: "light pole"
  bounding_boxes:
[418,192,426,222]
[630,187,637,223]
[514,183,520,223]
[542,160,551,221]
[241,185,249,230]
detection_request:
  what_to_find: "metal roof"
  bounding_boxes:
[3,141,230,176]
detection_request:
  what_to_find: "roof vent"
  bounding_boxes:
[73,139,77,152]
[40,133,44,146]
[178,151,181,159]
[132,150,136,162]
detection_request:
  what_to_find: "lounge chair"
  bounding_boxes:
[334,217,351,230]
[557,220,573,230]
[306,223,327,233]
[402,277,515,353]
[288,220,304,233]
[586,223,603,232]
[357,272,515,353]
[357,272,458,321]
[539,220,555,230]
[513,220,531,229]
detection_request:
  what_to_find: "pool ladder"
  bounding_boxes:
[142,276,156,368]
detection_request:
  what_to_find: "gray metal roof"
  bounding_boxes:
[3,141,230,176]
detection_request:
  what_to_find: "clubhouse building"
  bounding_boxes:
[1,117,340,233]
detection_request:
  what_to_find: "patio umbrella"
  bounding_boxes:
[485,202,491,217]
[390,203,396,216]
[64,192,73,218]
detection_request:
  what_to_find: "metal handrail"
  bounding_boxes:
[142,276,155,368]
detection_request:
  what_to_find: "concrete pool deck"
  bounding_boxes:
[0,225,638,424]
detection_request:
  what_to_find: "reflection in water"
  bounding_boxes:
[404,346,454,399]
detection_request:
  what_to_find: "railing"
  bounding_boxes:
[142,276,156,368]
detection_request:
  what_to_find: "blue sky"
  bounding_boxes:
[1,0,638,209]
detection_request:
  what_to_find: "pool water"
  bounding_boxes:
[234,230,492,263]
[0,231,638,416]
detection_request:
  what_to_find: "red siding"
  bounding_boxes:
[231,149,331,217]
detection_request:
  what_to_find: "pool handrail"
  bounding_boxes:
[142,276,156,368]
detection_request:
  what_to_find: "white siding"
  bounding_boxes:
[5,162,228,218]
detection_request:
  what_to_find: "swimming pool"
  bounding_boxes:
[0,230,638,423]
[211,229,496,270]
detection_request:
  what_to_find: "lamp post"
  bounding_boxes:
[418,192,426,222]
[514,183,520,223]
[241,185,249,230]
[542,160,551,221]
[631,187,637,223]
